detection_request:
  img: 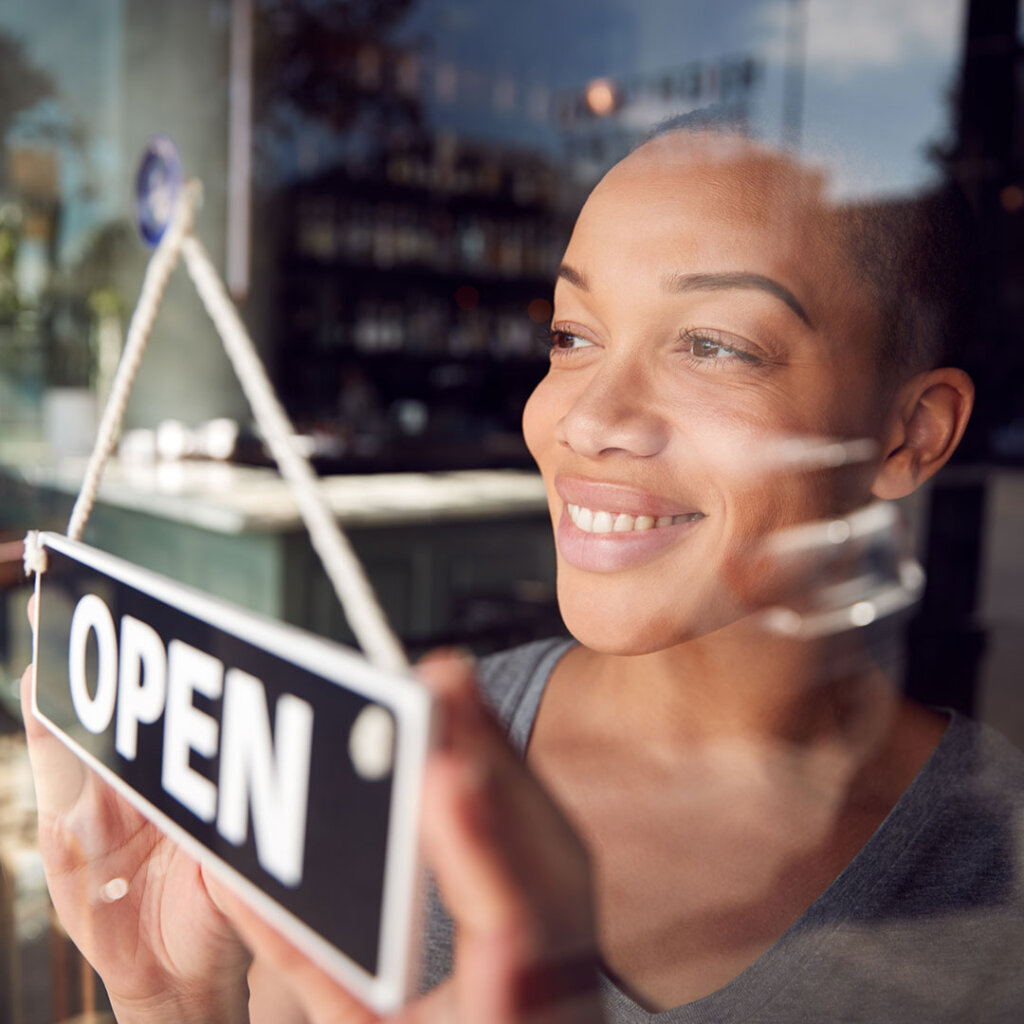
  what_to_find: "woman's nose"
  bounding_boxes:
[555,364,670,459]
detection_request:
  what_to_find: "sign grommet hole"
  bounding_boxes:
[349,704,395,781]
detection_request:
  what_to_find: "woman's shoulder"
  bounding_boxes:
[873,711,1024,917]
[475,636,577,750]
[930,711,1024,805]
[901,711,1024,862]
[939,711,1024,847]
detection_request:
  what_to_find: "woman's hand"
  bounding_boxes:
[24,581,602,1024]
[20,595,251,1024]
[220,651,604,1024]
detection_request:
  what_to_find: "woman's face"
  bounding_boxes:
[523,136,893,654]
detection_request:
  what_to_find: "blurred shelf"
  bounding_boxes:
[285,255,555,292]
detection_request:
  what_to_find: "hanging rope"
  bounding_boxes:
[179,232,408,672]
[57,180,409,673]
[66,185,195,543]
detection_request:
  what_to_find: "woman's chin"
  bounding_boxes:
[556,579,750,656]
[565,628,678,657]
[558,600,698,656]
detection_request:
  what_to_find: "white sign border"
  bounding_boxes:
[31,531,434,1014]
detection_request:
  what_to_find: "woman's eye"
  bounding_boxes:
[548,329,594,352]
[681,329,760,364]
[691,335,729,358]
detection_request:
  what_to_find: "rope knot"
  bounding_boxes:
[23,531,48,576]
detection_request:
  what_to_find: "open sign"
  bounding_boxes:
[31,532,433,1013]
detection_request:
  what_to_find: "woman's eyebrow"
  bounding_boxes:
[556,263,589,290]
[558,264,812,328]
[663,271,812,327]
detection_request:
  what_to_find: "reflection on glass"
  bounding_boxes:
[1,4,1024,1024]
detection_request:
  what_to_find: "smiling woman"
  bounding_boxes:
[17,124,1024,1024]
[522,131,939,654]
[412,129,1024,1022]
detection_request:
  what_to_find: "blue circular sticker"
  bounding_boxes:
[135,136,184,247]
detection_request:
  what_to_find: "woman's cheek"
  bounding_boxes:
[521,374,560,469]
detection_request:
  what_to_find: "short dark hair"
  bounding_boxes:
[833,187,978,377]
[636,119,978,378]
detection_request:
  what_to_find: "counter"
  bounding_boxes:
[8,458,549,533]
[0,460,559,655]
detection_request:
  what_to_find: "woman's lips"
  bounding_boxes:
[553,476,706,573]
[555,475,703,519]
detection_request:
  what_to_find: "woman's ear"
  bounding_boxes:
[871,368,975,500]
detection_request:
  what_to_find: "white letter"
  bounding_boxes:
[162,640,222,822]
[218,668,313,887]
[115,616,167,761]
[68,594,118,734]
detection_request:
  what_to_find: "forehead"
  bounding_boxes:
[563,135,863,327]
[612,134,825,216]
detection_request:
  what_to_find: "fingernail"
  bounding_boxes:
[417,646,477,673]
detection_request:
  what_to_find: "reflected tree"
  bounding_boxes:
[0,31,55,324]
[0,32,55,193]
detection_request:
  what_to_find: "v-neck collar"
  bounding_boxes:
[504,640,968,1023]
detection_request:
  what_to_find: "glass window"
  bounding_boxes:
[3,4,1024,1018]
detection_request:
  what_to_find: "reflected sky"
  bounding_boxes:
[394,0,964,195]
[0,0,966,262]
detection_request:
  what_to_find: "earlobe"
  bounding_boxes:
[871,368,975,500]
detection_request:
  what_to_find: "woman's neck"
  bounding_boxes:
[557,623,919,770]
[530,627,949,1015]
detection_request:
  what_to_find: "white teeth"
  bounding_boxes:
[567,504,703,534]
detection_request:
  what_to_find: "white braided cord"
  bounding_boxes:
[66,187,194,542]
[61,181,408,673]
[179,233,408,671]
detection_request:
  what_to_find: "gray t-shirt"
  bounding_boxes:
[420,638,1024,1022]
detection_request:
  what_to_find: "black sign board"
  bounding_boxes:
[31,532,433,1013]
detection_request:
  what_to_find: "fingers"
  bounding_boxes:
[414,648,478,712]
[420,653,593,935]
[415,651,601,1023]
[20,592,46,744]
[21,591,41,737]
[19,660,36,730]
[206,872,381,1024]
[19,661,90,818]
[420,748,525,934]
[421,720,594,948]
[247,956,316,1024]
